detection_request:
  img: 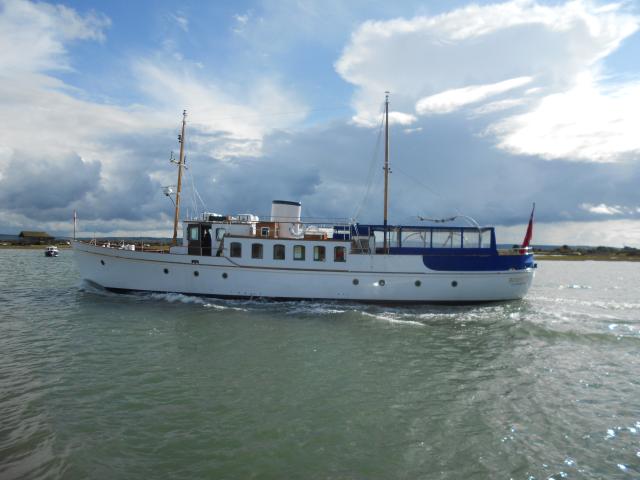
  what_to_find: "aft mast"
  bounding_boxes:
[383,92,390,253]
[172,110,187,245]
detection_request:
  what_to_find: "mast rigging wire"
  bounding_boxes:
[352,102,386,221]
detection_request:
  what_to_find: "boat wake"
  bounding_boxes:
[359,311,425,327]
[77,280,531,327]
[149,292,207,305]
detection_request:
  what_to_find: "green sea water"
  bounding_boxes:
[1,249,639,479]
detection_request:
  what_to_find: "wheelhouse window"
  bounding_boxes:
[432,230,454,248]
[230,242,242,258]
[189,226,199,241]
[313,245,325,261]
[334,246,346,262]
[251,243,263,259]
[293,245,305,261]
[273,244,285,260]
[480,229,492,249]
[462,230,480,248]
[261,227,270,237]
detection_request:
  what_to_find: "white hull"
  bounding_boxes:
[73,241,535,303]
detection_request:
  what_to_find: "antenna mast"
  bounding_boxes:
[383,92,390,253]
[172,110,187,245]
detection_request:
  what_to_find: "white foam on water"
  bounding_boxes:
[203,303,249,312]
[557,284,589,290]
[285,303,348,316]
[149,292,207,305]
[416,311,459,320]
[360,311,424,327]
[534,295,640,312]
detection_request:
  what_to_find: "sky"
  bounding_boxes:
[1,0,640,246]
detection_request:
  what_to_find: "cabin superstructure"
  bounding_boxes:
[169,200,534,273]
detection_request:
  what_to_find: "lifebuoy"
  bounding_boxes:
[289,223,305,238]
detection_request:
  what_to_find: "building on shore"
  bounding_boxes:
[19,231,54,245]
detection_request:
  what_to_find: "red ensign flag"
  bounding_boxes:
[521,203,535,248]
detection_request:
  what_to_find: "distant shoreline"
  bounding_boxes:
[535,254,640,262]
[534,255,640,262]
[0,245,72,249]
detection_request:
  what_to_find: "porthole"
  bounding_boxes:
[194,271,199,277]
[415,280,421,287]
[451,280,458,287]
[353,278,359,285]
[379,279,385,286]
[100,260,105,266]
[164,268,169,274]
[222,272,228,279]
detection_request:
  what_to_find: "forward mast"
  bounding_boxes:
[172,110,187,245]
[383,92,390,254]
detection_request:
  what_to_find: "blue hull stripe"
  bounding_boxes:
[422,253,535,271]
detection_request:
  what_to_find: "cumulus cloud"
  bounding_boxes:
[0,0,109,73]
[336,0,640,162]
[2,0,640,247]
[490,73,640,161]
[232,11,251,34]
[416,77,532,115]
[580,203,631,215]
[0,151,100,214]
[0,0,307,235]
[132,59,307,159]
[171,12,189,32]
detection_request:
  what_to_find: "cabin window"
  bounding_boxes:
[189,226,199,241]
[401,230,430,248]
[251,243,263,259]
[480,229,492,249]
[293,245,305,261]
[273,244,285,260]
[451,230,463,248]
[432,230,455,248]
[216,228,226,240]
[230,242,242,257]
[334,246,346,262]
[462,230,481,248]
[313,245,325,261]
[261,227,270,237]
